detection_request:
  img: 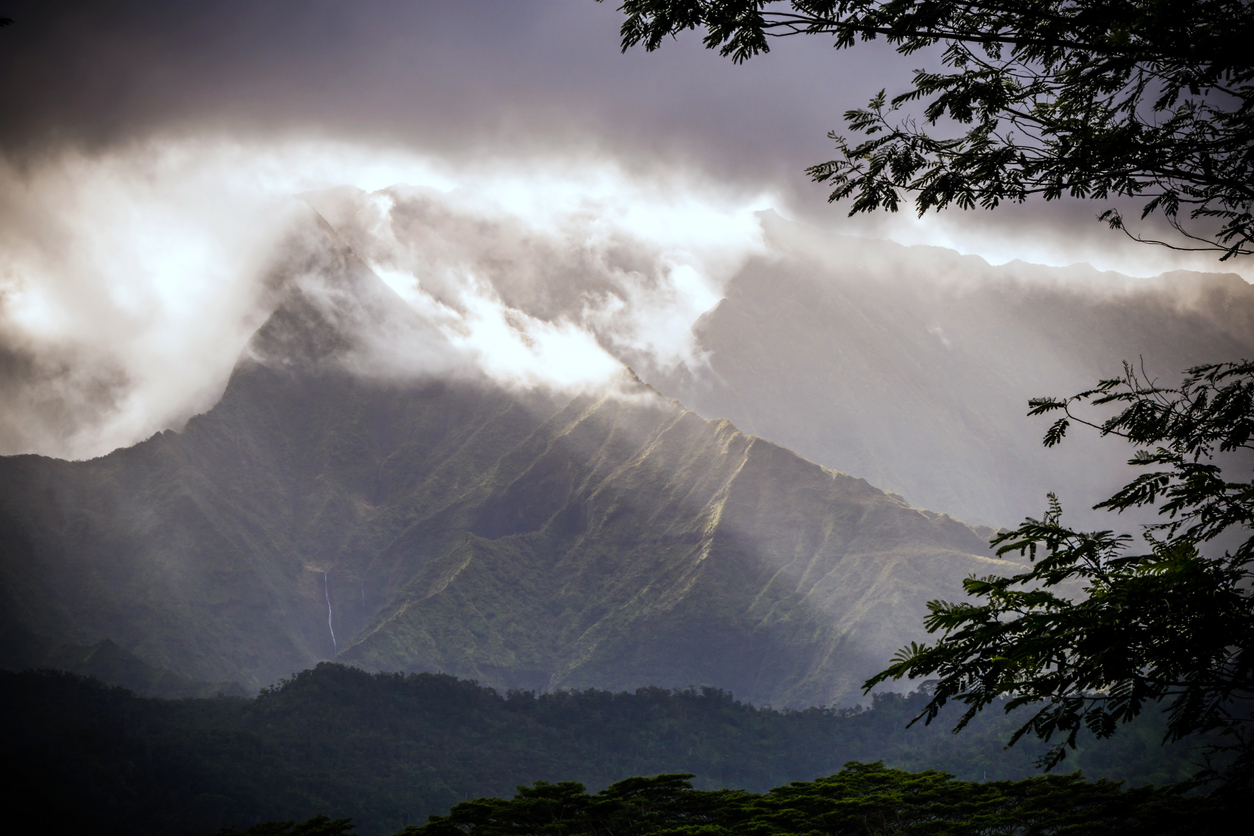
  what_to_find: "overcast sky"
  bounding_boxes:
[2,1,868,181]
[6,0,1247,271]
[0,1,1249,459]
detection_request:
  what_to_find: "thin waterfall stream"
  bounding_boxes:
[324,571,337,651]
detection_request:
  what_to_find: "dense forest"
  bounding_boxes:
[212,769,1233,836]
[395,766,1225,836]
[0,663,1218,835]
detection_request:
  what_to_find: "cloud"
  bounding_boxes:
[2,0,1245,283]
[0,142,303,458]
[1,2,1248,460]
[308,161,769,377]
[0,136,772,458]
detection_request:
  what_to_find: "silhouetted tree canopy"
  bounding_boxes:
[403,764,1223,836]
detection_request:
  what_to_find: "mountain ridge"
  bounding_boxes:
[0,221,1005,706]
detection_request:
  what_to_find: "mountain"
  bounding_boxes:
[647,212,1254,527]
[0,222,1003,706]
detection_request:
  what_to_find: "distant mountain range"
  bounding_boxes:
[0,223,1003,705]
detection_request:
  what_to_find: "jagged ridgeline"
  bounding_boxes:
[0,219,1002,704]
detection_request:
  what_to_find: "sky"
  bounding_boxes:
[0,0,1249,460]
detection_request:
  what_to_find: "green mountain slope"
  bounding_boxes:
[343,386,999,707]
[0,227,1003,705]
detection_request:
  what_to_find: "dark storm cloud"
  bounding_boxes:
[1,0,1242,274]
[0,0,896,188]
[0,0,902,458]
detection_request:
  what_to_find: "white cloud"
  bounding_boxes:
[0,136,775,458]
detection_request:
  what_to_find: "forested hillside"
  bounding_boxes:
[0,664,1213,836]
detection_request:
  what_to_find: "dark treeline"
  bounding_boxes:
[0,663,1214,835]
[397,766,1224,836]
[215,768,1232,836]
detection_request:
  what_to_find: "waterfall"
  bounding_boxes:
[324,571,337,651]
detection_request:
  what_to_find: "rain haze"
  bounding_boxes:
[1,0,1250,526]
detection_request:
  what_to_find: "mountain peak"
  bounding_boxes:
[237,219,438,375]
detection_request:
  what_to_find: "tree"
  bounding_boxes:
[407,763,1226,835]
[865,360,1254,786]
[605,0,1254,786]
[606,0,1254,257]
